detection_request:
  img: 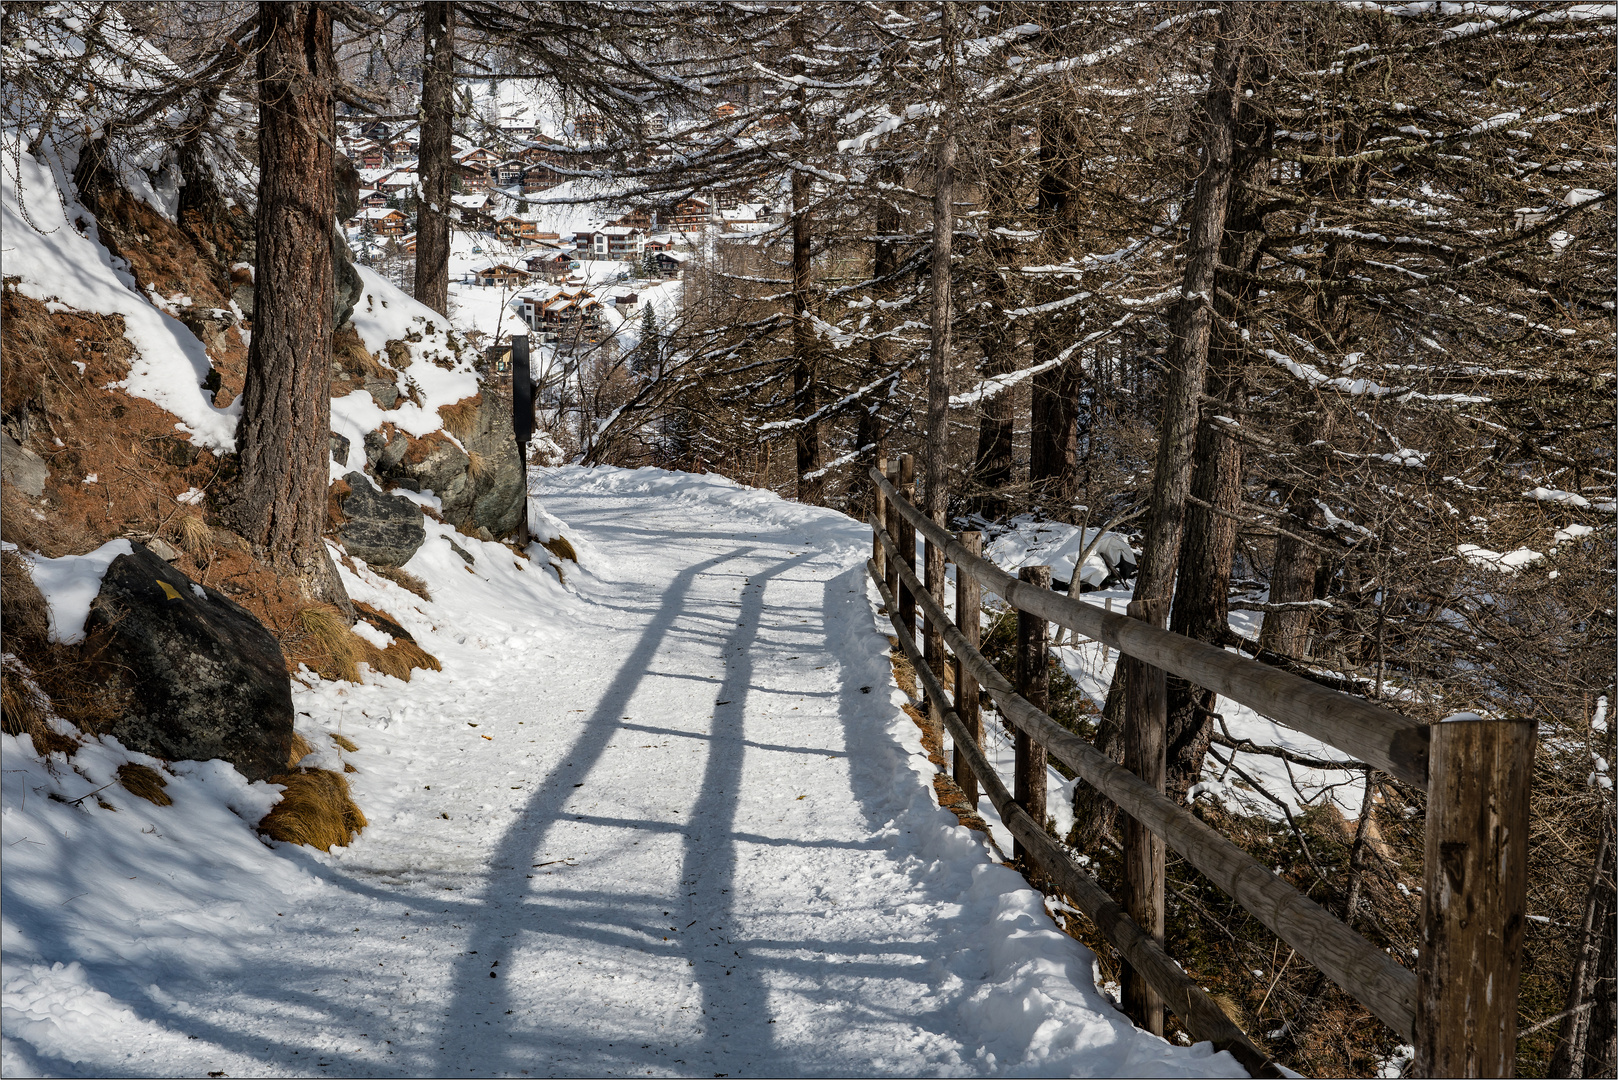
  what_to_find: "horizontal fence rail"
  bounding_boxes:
[870,467,1430,788]
[865,457,1534,1079]
[866,557,1280,1079]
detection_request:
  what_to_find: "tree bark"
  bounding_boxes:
[1163,81,1271,803]
[414,1,454,316]
[790,15,822,505]
[1130,6,1245,604]
[850,163,902,520]
[1028,101,1084,514]
[230,1,349,613]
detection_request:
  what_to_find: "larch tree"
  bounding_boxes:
[228,1,351,612]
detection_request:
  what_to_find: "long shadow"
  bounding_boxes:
[664,553,808,1077]
[430,545,753,1075]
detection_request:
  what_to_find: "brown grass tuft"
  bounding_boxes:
[2,549,51,645]
[329,732,358,753]
[438,394,482,440]
[371,564,431,600]
[117,762,172,806]
[258,769,367,850]
[387,638,442,674]
[297,603,361,682]
[466,449,488,480]
[542,535,578,563]
[288,732,313,767]
[172,512,213,555]
[1,656,80,755]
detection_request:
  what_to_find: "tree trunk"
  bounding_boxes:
[229,1,349,613]
[1551,822,1616,1078]
[1259,411,1335,658]
[414,1,454,316]
[1163,82,1271,803]
[1072,10,1245,847]
[1130,6,1245,604]
[972,292,1015,520]
[790,15,822,505]
[1028,102,1084,515]
[850,163,902,520]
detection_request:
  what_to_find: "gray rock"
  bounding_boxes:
[1,432,47,498]
[144,536,182,562]
[454,392,525,539]
[385,433,468,499]
[330,432,350,465]
[333,231,362,331]
[231,282,254,318]
[445,537,474,565]
[362,378,399,410]
[336,472,424,568]
[81,543,293,783]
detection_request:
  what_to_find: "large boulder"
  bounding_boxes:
[80,543,293,782]
[1,432,47,498]
[335,471,425,567]
[367,394,524,539]
[453,391,525,539]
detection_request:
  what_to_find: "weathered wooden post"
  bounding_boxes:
[897,454,917,656]
[954,531,983,808]
[1414,717,1537,1078]
[872,455,888,586]
[923,525,946,730]
[884,460,901,609]
[1122,596,1169,1035]
[1014,565,1051,863]
[511,333,533,546]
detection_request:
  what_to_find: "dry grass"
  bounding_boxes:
[1,657,79,755]
[2,549,50,644]
[288,732,312,767]
[439,394,482,441]
[329,732,358,753]
[333,325,392,381]
[542,535,578,563]
[297,603,361,682]
[171,512,213,555]
[116,762,172,806]
[466,449,488,480]
[371,564,431,600]
[257,769,367,851]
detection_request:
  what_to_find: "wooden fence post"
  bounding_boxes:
[954,531,983,808]
[1123,596,1169,1036]
[1014,565,1051,863]
[923,525,946,729]
[897,454,917,663]
[884,460,901,610]
[1414,717,1536,1078]
[872,455,887,587]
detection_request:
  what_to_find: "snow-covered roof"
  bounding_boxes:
[354,207,405,220]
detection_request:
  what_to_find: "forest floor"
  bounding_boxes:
[1,466,1251,1078]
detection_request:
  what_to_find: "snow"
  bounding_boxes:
[984,517,1138,590]
[17,540,133,645]
[0,467,1246,1079]
[0,138,239,450]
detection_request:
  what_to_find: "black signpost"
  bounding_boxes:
[511,334,534,546]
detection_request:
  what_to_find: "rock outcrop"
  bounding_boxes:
[335,471,425,567]
[80,543,294,783]
[365,392,523,539]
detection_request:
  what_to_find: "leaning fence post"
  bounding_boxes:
[884,460,901,610]
[923,520,946,731]
[897,454,917,664]
[1122,596,1169,1036]
[1414,717,1536,1078]
[872,455,888,586]
[954,531,983,808]
[1014,565,1051,863]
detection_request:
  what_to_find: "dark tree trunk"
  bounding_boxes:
[973,291,1015,520]
[1162,83,1272,803]
[1028,102,1084,515]
[1073,11,1245,847]
[790,16,821,505]
[414,1,454,316]
[230,1,348,612]
[849,164,902,519]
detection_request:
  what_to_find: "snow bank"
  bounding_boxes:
[16,539,132,645]
[984,516,1138,590]
[0,137,239,451]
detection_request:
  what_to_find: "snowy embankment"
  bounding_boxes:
[2,468,1248,1079]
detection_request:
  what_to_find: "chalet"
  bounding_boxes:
[387,139,416,160]
[352,207,408,236]
[353,140,386,170]
[645,251,688,279]
[710,101,738,119]
[609,207,653,230]
[377,170,416,196]
[670,198,711,227]
[574,227,645,261]
[453,193,498,232]
[644,235,677,253]
[359,120,392,142]
[572,113,607,142]
[644,113,669,135]
[522,163,564,193]
[400,233,417,254]
[609,293,639,315]
[494,159,527,187]
[468,263,531,287]
[496,216,540,243]
[454,146,497,191]
[356,188,388,209]
[517,285,605,344]
[525,249,576,281]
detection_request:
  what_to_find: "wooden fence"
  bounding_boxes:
[867,455,1535,1079]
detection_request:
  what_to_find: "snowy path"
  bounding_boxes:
[2,468,1247,1078]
